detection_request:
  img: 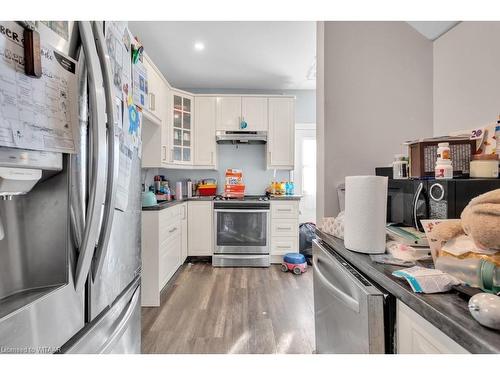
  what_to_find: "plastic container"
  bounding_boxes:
[435,256,500,293]
[435,158,453,179]
[198,184,217,196]
[470,154,499,178]
[437,142,451,160]
[392,154,409,179]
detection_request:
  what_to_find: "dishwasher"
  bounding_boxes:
[313,239,396,353]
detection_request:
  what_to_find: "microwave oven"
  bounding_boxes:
[383,178,500,231]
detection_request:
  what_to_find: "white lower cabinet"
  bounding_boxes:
[187,201,213,256]
[141,204,186,307]
[181,203,188,263]
[270,200,300,264]
[397,300,469,354]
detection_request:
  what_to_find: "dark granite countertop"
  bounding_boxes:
[142,196,214,211]
[316,229,500,354]
[269,195,302,200]
[143,194,301,211]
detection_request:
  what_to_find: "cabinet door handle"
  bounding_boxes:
[149,92,156,111]
[277,208,292,212]
[169,227,177,234]
[161,145,167,162]
[277,245,290,249]
[277,226,292,230]
[211,151,214,165]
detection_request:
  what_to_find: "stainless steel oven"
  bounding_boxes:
[213,199,270,267]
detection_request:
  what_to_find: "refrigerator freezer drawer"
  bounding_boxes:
[61,277,141,354]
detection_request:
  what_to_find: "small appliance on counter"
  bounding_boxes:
[379,177,500,231]
[142,190,158,207]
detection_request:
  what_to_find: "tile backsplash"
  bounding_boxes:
[142,144,290,195]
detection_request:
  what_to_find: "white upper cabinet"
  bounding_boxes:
[216,96,241,130]
[267,97,295,169]
[242,97,268,131]
[194,96,217,168]
[171,90,194,165]
[141,55,171,168]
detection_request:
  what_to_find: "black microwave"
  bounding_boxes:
[384,178,500,231]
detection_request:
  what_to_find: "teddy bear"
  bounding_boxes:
[429,188,500,264]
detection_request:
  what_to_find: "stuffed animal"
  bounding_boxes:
[431,189,500,253]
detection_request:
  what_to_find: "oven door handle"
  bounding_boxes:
[313,255,360,313]
[412,182,424,230]
[214,209,270,213]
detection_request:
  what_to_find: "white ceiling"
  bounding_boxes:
[406,21,460,40]
[128,21,316,90]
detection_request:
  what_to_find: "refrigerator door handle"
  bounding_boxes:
[91,21,120,281]
[101,284,140,353]
[75,21,108,292]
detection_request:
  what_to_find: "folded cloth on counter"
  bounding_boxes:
[392,266,461,293]
[318,211,345,239]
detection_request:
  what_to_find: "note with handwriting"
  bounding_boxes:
[0,21,78,153]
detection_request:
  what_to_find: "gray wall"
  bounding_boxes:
[143,144,289,195]
[185,88,316,124]
[433,22,500,136]
[318,21,434,217]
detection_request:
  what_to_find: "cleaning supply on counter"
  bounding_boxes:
[392,266,461,293]
[470,154,499,178]
[344,176,387,254]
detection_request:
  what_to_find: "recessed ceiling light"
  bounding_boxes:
[194,42,205,51]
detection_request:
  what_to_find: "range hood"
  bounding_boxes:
[216,130,267,144]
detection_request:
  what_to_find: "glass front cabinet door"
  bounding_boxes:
[172,92,193,164]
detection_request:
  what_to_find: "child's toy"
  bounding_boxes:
[281,253,307,275]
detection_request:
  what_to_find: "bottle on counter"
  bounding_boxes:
[392,154,409,179]
[187,179,193,198]
[437,142,451,160]
[288,181,295,195]
[435,158,453,179]
[280,181,286,195]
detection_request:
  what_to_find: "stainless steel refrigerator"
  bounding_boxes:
[0,21,141,354]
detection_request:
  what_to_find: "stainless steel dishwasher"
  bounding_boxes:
[313,239,393,353]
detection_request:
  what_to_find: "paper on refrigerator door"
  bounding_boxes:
[0,21,78,153]
[115,143,132,212]
[104,21,132,100]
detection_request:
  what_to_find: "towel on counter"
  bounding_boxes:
[318,211,345,239]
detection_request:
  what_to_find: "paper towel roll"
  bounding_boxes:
[344,176,388,254]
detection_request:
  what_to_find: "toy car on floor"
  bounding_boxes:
[281,253,307,275]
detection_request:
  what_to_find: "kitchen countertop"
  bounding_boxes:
[268,194,302,200]
[316,229,500,354]
[143,194,301,211]
[142,196,214,211]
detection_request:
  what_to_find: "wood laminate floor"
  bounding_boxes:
[141,262,315,354]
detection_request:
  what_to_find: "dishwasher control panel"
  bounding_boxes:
[323,241,372,287]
